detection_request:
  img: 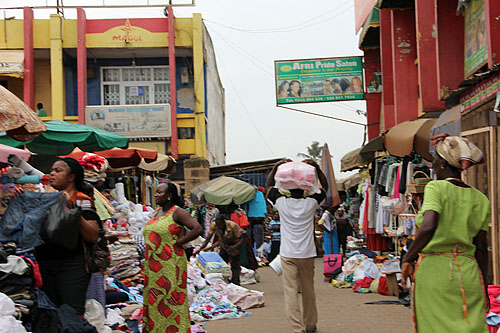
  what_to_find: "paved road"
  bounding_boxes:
[204,258,412,332]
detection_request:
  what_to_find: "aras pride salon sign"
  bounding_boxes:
[275,57,364,105]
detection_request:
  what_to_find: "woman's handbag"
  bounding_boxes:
[82,207,110,273]
[40,193,82,250]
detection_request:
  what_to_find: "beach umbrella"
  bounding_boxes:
[0,120,128,155]
[0,85,46,141]
[190,176,256,205]
[320,143,341,208]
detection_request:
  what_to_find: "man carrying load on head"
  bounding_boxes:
[266,159,329,333]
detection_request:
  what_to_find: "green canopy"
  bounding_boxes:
[0,120,129,155]
[191,176,257,206]
[359,4,380,49]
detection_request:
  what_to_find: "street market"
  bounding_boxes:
[0,0,500,332]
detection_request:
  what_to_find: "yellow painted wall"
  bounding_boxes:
[178,139,195,154]
[177,117,195,128]
[130,141,166,155]
[34,59,52,117]
[0,20,23,49]
[1,17,192,49]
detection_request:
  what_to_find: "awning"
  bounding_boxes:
[0,50,24,78]
[379,0,413,9]
[339,173,363,191]
[384,118,437,161]
[360,135,385,161]
[341,147,370,172]
[429,106,461,154]
[359,5,380,49]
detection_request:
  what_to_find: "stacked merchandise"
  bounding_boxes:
[331,250,402,299]
[196,252,230,277]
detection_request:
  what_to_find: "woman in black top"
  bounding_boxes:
[35,158,98,314]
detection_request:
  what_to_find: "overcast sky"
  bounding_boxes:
[4,0,365,179]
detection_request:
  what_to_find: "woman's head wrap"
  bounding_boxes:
[57,157,85,189]
[431,134,484,170]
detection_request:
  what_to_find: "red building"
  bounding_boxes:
[355,0,500,282]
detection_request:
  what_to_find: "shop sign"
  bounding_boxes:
[275,57,364,105]
[0,50,24,77]
[86,19,168,48]
[85,104,171,138]
[355,0,378,33]
[459,72,500,113]
[464,0,488,78]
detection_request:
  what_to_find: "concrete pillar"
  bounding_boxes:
[184,155,210,194]
[50,14,64,120]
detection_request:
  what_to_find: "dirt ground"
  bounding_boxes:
[204,258,412,332]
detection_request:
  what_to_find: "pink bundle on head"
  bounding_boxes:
[431,134,484,170]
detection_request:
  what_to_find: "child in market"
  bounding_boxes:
[269,209,281,262]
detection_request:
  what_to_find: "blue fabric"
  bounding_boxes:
[0,191,61,248]
[126,320,140,333]
[323,229,340,255]
[270,220,280,241]
[32,289,58,311]
[1,174,41,185]
[86,273,106,310]
[246,191,267,218]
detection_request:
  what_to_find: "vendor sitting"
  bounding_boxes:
[194,214,246,285]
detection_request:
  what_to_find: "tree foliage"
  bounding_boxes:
[297,141,323,163]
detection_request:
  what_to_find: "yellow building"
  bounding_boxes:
[0,8,225,166]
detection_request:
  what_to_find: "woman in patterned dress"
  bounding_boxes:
[143,182,202,332]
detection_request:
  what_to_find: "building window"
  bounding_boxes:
[178,127,195,139]
[101,66,170,105]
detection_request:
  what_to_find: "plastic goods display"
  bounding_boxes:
[274,162,319,193]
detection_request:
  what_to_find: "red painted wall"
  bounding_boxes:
[485,0,500,67]
[380,9,395,130]
[415,0,445,112]
[391,9,419,124]
[23,7,34,109]
[86,18,168,34]
[363,49,381,139]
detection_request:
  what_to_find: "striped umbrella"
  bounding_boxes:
[320,143,340,208]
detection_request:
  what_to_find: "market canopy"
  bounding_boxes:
[429,106,461,154]
[341,147,371,172]
[0,120,129,155]
[190,176,256,206]
[359,4,380,49]
[61,147,157,169]
[338,173,363,191]
[360,135,385,161]
[0,85,46,141]
[384,118,437,161]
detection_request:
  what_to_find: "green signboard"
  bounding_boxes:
[275,57,364,105]
[464,0,488,78]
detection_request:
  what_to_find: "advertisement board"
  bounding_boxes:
[464,0,488,78]
[275,57,364,105]
[85,104,171,138]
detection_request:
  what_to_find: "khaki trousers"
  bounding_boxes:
[281,256,317,333]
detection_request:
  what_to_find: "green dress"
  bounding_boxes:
[143,206,191,333]
[414,180,490,332]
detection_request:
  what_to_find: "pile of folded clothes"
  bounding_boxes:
[108,235,143,287]
[196,252,230,277]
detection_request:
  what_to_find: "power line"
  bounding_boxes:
[277,105,366,126]
[207,26,274,77]
[214,48,276,156]
[203,2,353,34]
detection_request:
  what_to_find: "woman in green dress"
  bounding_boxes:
[143,182,202,333]
[402,135,490,332]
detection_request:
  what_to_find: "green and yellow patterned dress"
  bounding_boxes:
[414,180,490,332]
[143,206,191,333]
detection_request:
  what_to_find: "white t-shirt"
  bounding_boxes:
[269,188,325,259]
[320,211,335,232]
